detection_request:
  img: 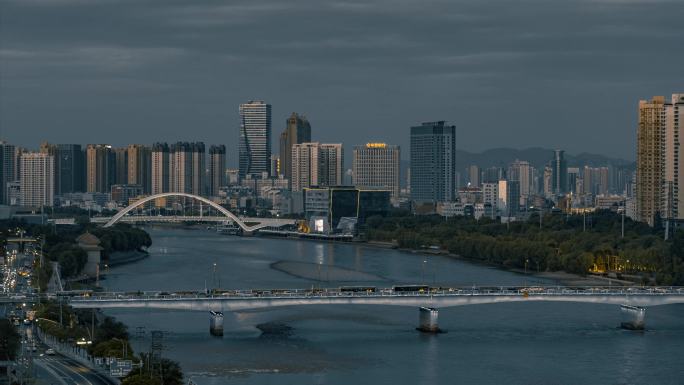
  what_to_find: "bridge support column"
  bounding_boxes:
[416,307,442,333]
[209,311,224,336]
[620,305,646,330]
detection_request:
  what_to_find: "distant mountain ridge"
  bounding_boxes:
[455,147,634,171]
[398,147,633,187]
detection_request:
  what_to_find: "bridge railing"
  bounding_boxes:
[64,286,684,302]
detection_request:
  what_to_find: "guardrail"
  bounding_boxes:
[4,286,684,304]
[65,286,684,302]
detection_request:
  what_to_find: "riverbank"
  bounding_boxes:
[360,240,635,287]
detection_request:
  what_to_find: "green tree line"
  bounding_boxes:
[365,210,684,285]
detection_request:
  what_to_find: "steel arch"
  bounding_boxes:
[103,192,250,230]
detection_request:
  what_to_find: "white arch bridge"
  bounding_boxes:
[65,286,684,332]
[91,192,296,233]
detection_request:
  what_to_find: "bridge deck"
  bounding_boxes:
[61,286,684,311]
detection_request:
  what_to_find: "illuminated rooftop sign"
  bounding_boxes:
[366,143,387,148]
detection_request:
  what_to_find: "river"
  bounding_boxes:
[102,227,684,385]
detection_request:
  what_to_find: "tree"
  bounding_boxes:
[122,375,162,385]
[0,319,21,360]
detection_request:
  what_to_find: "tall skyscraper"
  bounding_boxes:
[543,165,553,198]
[239,100,272,179]
[352,143,400,198]
[209,145,226,197]
[410,121,456,202]
[170,142,205,195]
[0,141,17,204]
[663,94,684,221]
[190,142,205,196]
[127,144,151,194]
[151,143,170,195]
[467,165,480,187]
[86,144,114,193]
[279,112,311,182]
[41,143,85,196]
[508,160,533,201]
[551,149,567,196]
[497,180,520,217]
[291,143,344,192]
[318,143,344,188]
[20,152,54,207]
[636,96,667,226]
[114,147,129,186]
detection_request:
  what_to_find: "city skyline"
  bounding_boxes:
[2,1,683,160]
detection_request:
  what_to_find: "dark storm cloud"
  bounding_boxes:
[1,0,682,161]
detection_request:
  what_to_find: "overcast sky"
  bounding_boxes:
[1,0,682,163]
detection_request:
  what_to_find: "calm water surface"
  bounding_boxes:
[103,227,684,385]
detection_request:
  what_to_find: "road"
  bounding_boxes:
[2,243,118,385]
[34,351,118,385]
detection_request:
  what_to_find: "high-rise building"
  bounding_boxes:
[636,96,667,226]
[86,144,114,193]
[114,147,129,186]
[318,143,344,188]
[239,100,272,178]
[497,180,520,217]
[151,143,170,195]
[279,112,311,182]
[508,160,533,201]
[543,165,553,198]
[482,182,498,218]
[291,142,344,192]
[482,167,504,184]
[209,145,226,197]
[410,121,456,202]
[663,94,684,222]
[170,142,205,195]
[0,141,17,204]
[467,165,480,187]
[20,152,54,207]
[127,144,151,194]
[551,150,567,196]
[582,166,610,197]
[567,167,580,195]
[292,143,322,192]
[40,143,85,195]
[352,143,400,198]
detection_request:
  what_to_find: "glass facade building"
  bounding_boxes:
[239,100,272,179]
[410,121,456,203]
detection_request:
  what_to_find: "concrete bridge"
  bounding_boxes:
[65,286,684,333]
[91,192,296,233]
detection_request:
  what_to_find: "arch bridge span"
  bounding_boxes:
[101,192,295,232]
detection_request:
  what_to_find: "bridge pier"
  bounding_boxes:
[209,311,224,336]
[620,305,646,330]
[416,307,442,333]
